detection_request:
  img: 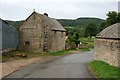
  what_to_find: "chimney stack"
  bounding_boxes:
[33,9,35,12]
[44,13,48,17]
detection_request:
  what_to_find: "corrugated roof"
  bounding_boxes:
[96,23,120,39]
[0,18,16,30]
[36,12,66,31]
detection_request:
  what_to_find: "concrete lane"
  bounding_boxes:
[5,51,94,78]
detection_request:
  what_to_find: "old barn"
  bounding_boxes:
[0,18,18,53]
[94,23,120,67]
[18,11,66,52]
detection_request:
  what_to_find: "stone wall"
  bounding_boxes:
[19,13,44,52]
[94,38,120,67]
[50,31,66,52]
[2,47,17,53]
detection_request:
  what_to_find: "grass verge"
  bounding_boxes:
[88,60,120,80]
[2,48,77,62]
[79,48,90,52]
[50,48,77,56]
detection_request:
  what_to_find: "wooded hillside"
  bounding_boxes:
[5,17,104,28]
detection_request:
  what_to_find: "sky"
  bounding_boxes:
[0,0,119,21]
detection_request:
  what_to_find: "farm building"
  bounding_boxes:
[94,23,120,67]
[0,18,18,53]
[18,11,66,52]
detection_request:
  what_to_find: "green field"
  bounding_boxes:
[79,48,90,52]
[79,37,95,41]
[79,37,95,48]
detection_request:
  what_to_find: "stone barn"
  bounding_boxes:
[94,23,120,67]
[18,11,66,52]
[0,18,18,53]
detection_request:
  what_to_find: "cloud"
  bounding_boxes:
[0,0,119,20]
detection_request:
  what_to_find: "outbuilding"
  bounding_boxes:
[94,23,120,67]
[0,18,18,53]
[18,11,66,52]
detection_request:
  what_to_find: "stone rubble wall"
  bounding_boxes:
[18,13,44,52]
[50,31,66,52]
[19,13,66,52]
[94,38,120,67]
[1,47,17,53]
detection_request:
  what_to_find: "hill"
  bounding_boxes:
[5,17,104,28]
[5,20,23,28]
[58,17,104,28]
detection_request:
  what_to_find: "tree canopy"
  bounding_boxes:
[84,23,98,38]
[100,11,120,31]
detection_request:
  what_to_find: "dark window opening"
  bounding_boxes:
[25,41,30,45]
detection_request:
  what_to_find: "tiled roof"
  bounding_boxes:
[96,23,120,39]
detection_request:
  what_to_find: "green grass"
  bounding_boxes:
[50,48,77,56]
[87,42,94,45]
[87,41,94,48]
[2,49,77,62]
[79,37,94,42]
[88,60,120,79]
[79,37,94,48]
[80,48,90,52]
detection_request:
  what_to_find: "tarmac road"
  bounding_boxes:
[4,51,94,78]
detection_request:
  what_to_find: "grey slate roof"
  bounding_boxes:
[96,23,120,39]
[36,12,66,31]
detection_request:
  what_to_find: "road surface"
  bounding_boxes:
[4,51,94,78]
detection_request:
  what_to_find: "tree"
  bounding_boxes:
[72,31,80,47]
[85,23,98,38]
[106,11,117,26]
[99,21,108,31]
[100,11,120,31]
[75,26,85,38]
[116,12,120,23]
[66,34,75,44]
[66,26,84,47]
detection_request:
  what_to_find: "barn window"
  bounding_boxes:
[25,41,30,45]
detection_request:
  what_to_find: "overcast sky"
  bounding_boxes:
[0,0,119,21]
